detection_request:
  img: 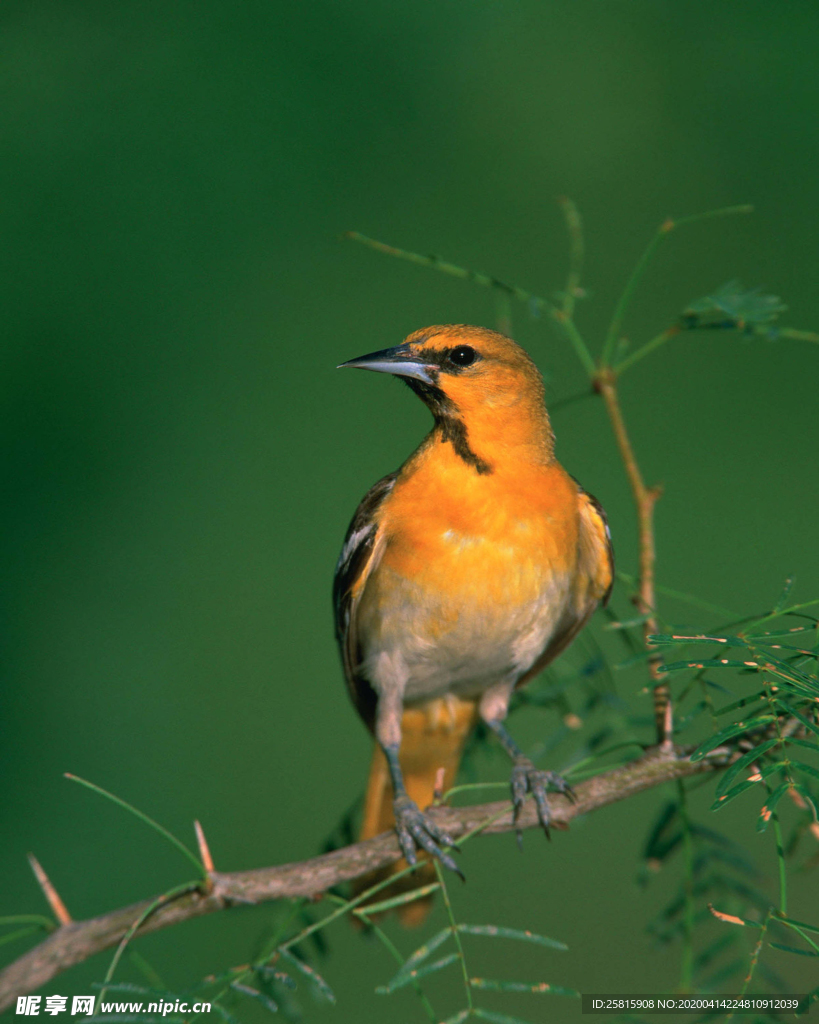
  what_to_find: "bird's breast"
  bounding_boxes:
[356,460,581,701]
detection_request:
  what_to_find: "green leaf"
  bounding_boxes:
[776,699,819,738]
[256,967,296,991]
[470,978,579,997]
[209,1002,242,1024]
[775,913,819,935]
[787,736,819,752]
[711,779,762,812]
[230,983,278,1014]
[439,1012,471,1024]
[649,633,750,648]
[692,933,737,972]
[774,575,797,613]
[791,759,819,782]
[715,739,780,797]
[382,927,451,988]
[715,693,765,717]
[472,1009,540,1024]
[792,784,819,820]
[457,924,568,950]
[756,783,792,832]
[0,926,40,948]
[661,658,760,674]
[377,952,460,993]
[0,914,55,931]
[353,882,440,917]
[769,941,819,957]
[642,801,679,862]
[64,774,204,877]
[761,655,819,695]
[689,717,775,762]
[275,949,335,1003]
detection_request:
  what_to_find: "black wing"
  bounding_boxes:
[333,471,398,730]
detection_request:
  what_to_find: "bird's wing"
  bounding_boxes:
[576,485,614,607]
[518,484,614,686]
[333,470,398,730]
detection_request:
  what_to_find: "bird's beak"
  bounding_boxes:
[337,344,436,384]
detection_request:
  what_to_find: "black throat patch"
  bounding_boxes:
[403,377,493,475]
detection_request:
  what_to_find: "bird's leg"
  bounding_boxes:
[374,685,462,877]
[380,743,463,877]
[480,686,574,837]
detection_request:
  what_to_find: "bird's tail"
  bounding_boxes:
[355,695,479,927]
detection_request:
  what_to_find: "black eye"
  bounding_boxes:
[448,345,477,367]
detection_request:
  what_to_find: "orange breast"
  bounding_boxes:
[378,444,581,609]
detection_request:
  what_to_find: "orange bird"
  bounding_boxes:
[334,325,613,921]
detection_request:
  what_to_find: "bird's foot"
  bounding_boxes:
[393,795,463,878]
[510,758,575,838]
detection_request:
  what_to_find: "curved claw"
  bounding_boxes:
[393,796,464,879]
[510,760,572,837]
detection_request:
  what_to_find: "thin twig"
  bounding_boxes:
[0,748,727,1009]
[594,369,669,746]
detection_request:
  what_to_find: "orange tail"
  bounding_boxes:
[355,695,479,927]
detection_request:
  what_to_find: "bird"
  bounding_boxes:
[334,325,613,923]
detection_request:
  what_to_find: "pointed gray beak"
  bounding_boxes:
[337,344,436,385]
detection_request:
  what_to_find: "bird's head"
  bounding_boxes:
[339,325,554,470]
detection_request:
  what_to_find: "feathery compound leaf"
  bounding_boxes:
[457,924,568,950]
[689,717,776,762]
[757,783,792,832]
[275,949,335,1003]
[683,280,788,329]
[470,978,579,997]
[376,952,460,994]
[715,739,780,797]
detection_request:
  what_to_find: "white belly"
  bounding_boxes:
[358,564,573,704]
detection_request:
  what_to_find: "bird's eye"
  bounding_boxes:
[448,345,477,367]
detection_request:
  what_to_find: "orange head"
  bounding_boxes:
[339,325,554,472]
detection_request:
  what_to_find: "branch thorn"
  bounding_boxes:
[27,853,72,926]
[432,767,446,804]
[194,820,215,889]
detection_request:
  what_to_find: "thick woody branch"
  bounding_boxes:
[0,747,727,1009]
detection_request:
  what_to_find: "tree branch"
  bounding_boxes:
[595,369,670,748]
[0,747,727,1009]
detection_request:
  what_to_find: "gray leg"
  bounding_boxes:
[381,743,463,877]
[373,678,462,877]
[479,683,573,838]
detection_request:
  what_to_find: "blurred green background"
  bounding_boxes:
[2,1,818,1020]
